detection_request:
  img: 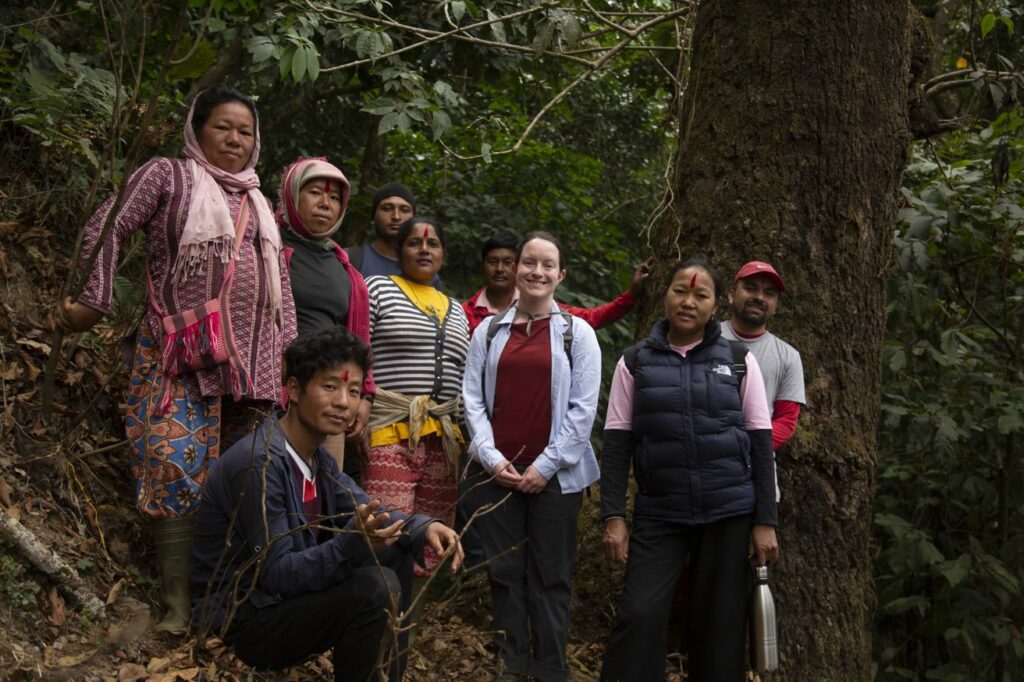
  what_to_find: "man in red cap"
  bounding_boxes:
[721,261,805,489]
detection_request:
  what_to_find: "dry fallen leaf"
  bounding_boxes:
[48,587,66,626]
[0,475,13,508]
[56,649,96,668]
[154,667,199,682]
[16,337,51,353]
[106,577,127,606]
[117,662,148,682]
[146,656,171,673]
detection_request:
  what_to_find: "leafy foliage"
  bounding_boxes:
[875,111,1024,680]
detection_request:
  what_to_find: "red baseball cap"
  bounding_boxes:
[734,261,785,292]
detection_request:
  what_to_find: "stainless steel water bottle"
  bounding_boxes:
[751,564,779,673]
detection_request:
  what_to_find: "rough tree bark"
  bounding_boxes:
[652,1,913,678]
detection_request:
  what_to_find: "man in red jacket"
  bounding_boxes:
[461,233,652,335]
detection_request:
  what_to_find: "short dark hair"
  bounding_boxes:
[665,256,725,299]
[284,327,370,390]
[395,215,446,253]
[481,232,519,261]
[191,85,258,138]
[517,230,565,270]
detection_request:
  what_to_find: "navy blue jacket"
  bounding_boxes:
[189,415,432,634]
[601,318,777,526]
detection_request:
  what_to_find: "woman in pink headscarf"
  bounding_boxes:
[276,157,375,482]
[55,85,296,634]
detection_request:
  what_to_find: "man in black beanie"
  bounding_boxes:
[345,182,439,285]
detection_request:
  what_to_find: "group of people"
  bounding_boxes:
[55,85,806,682]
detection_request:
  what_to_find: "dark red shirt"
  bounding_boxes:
[492,319,553,467]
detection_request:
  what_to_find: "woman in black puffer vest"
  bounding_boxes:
[599,257,779,682]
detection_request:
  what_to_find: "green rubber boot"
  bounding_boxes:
[152,515,195,634]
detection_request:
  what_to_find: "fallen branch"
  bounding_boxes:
[0,505,106,617]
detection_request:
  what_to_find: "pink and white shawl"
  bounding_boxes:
[177,96,283,325]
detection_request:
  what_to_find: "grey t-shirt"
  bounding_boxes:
[721,321,805,408]
[722,320,804,501]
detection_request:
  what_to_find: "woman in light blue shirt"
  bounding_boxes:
[462,231,601,682]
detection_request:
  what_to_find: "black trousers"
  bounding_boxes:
[226,544,413,682]
[601,514,753,682]
[466,463,583,682]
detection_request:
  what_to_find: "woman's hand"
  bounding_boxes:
[54,296,103,333]
[516,465,547,494]
[603,517,629,565]
[749,524,779,566]
[347,398,372,439]
[426,522,464,573]
[492,459,522,489]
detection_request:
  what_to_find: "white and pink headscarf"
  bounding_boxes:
[277,157,351,240]
[175,93,283,325]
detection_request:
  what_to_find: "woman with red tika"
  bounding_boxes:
[276,157,375,482]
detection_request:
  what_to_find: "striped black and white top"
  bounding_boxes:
[367,275,470,402]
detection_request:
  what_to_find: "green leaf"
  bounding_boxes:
[1000,16,1014,36]
[279,45,295,81]
[980,13,997,38]
[997,409,1022,435]
[451,1,465,22]
[431,109,451,141]
[378,111,400,134]
[883,595,928,616]
[291,44,307,83]
[487,9,506,43]
[935,555,970,587]
[304,45,319,82]
[888,348,906,372]
[248,36,274,64]
[362,98,396,116]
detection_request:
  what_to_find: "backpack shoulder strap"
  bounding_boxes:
[481,308,516,419]
[728,339,747,392]
[558,311,574,371]
[347,245,364,271]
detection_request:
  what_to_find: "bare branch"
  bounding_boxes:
[439,5,692,161]
[310,2,596,72]
[169,0,215,66]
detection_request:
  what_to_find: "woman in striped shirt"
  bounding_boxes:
[363,216,469,576]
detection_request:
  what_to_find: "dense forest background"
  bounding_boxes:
[0,1,1021,680]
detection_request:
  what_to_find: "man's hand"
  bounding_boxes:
[355,500,404,550]
[55,296,103,333]
[629,258,655,298]
[492,459,522,489]
[749,524,779,566]
[425,522,464,573]
[603,517,629,565]
[516,465,547,494]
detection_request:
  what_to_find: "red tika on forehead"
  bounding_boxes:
[341,370,349,382]
[422,225,430,239]
[323,179,331,193]
[690,272,697,288]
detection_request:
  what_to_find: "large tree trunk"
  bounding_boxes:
[654,2,913,678]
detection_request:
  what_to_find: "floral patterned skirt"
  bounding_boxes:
[124,327,267,520]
